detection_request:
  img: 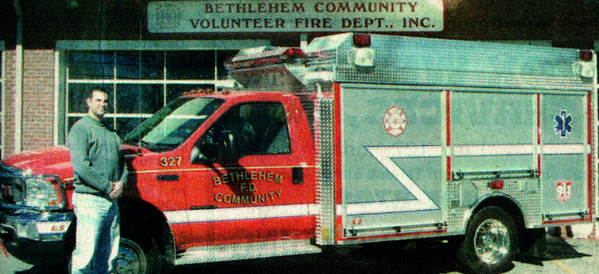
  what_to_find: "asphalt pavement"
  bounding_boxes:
[2,235,599,274]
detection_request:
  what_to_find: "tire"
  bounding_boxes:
[457,206,518,274]
[112,237,160,274]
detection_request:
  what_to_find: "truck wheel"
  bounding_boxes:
[113,237,160,274]
[457,206,518,274]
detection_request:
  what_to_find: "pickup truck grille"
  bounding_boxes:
[1,177,25,205]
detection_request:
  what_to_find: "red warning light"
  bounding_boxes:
[490,180,504,190]
[353,34,371,48]
[579,51,593,62]
[283,48,305,58]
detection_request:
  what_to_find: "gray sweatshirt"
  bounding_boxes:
[67,115,128,198]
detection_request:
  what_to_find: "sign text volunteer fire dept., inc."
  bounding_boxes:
[148,0,444,33]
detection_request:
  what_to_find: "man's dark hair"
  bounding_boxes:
[86,87,107,99]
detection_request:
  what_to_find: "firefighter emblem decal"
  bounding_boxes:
[383,106,408,137]
[556,181,572,203]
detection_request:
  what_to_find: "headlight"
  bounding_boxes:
[25,178,62,209]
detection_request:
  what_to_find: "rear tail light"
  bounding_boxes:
[490,180,504,189]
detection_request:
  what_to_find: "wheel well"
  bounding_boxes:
[471,197,525,229]
[469,196,528,248]
[119,198,176,264]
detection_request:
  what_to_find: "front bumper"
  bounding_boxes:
[1,210,74,265]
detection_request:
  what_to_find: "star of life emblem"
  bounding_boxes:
[383,106,408,137]
[554,110,572,138]
[556,181,572,203]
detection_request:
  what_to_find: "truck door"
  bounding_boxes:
[186,101,315,247]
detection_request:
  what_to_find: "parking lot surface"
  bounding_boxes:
[2,235,599,274]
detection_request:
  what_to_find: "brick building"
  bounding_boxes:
[0,0,598,158]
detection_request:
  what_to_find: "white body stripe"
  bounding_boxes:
[542,144,588,154]
[365,144,588,158]
[368,146,443,158]
[365,147,440,213]
[344,200,439,216]
[453,144,534,156]
[352,144,589,216]
[164,204,319,224]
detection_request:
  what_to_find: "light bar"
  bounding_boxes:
[283,48,305,58]
[227,48,305,69]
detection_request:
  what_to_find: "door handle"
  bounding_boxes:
[292,167,303,185]
[157,174,179,181]
[190,205,217,210]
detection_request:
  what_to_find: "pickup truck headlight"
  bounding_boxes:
[25,178,62,209]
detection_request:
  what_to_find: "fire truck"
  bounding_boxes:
[1,33,597,274]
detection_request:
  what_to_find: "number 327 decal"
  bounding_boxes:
[160,157,182,167]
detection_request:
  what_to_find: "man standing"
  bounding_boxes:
[67,88,128,274]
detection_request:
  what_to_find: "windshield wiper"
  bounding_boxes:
[139,140,150,148]
[140,141,177,152]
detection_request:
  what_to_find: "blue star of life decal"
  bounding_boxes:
[554,110,572,138]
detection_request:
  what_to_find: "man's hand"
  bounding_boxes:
[109,181,124,199]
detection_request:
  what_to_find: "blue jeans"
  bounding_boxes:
[71,192,120,274]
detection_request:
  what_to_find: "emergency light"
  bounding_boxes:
[572,50,596,78]
[283,48,306,58]
[227,47,305,69]
[349,34,375,68]
[579,50,593,62]
[353,33,372,47]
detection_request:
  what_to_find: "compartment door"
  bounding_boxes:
[338,85,446,239]
[540,93,592,222]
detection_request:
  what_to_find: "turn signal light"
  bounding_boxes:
[490,180,504,189]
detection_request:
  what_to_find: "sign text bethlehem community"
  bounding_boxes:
[148,0,444,33]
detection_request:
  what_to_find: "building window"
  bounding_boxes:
[65,50,239,138]
[0,41,4,157]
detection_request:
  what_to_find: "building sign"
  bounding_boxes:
[148,0,443,33]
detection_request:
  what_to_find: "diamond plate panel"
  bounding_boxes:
[445,178,542,232]
[304,34,593,91]
[175,240,320,265]
[314,96,336,245]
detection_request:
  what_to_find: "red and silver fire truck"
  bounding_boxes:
[1,33,597,274]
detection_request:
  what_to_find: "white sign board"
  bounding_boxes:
[148,0,443,33]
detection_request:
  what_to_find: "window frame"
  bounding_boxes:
[55,39,270,144]
[0,41,4,157]
[205,102,292,158]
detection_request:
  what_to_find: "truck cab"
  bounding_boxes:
[121,90,316,250]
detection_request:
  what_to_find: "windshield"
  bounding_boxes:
[124,97,224,152]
